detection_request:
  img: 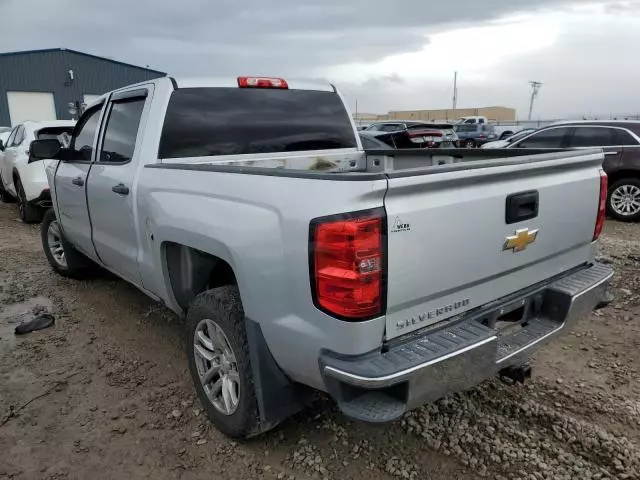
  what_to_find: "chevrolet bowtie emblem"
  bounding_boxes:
[503,228,539,252]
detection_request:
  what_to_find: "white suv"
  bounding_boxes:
[0,121,75,222]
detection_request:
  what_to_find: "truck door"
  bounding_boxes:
[55,104,105,258]
[86,88,150,285]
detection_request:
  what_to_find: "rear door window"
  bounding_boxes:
[159,88,357,158]
[613,129,640,146]
[514,127,571,148]
[98,98,145,163]
[569,127,615,147]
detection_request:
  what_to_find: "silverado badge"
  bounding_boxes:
[503,228,538,253]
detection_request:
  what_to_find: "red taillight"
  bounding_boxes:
[238,76,288,89]
[310,209,386,320]
[593,170,608,241]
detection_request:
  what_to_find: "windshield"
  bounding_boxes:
[159,87,357,158]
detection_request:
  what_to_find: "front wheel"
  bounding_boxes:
[16,176,43,223]
[41,209,92,278]
[186,286,260,438]
[607,178,640,222]
[464,139,476,149]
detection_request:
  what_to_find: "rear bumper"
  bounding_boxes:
[320,263,613,422]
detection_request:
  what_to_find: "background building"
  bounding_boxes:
[0,48,165,126]
[355,106,517,124]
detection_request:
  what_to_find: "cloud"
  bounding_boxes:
[0,0,635,118]
[1,0,576,76]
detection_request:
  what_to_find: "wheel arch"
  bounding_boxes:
[605,169,640,187]
[163,241,240,313]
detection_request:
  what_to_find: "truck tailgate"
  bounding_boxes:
[383,151,604,340]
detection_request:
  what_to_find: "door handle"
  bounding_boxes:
[71,176,84,187]
[112,183,129,195]
[604,151,619,156]
[505,190,539,224]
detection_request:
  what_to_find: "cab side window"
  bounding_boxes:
[70,106,103,161]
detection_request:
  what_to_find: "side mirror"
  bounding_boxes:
[0,139,4,151]
[29,139,62,163]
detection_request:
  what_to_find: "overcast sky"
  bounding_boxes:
[1,0,639,119]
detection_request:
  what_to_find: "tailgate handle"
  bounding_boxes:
[506,190,539,224]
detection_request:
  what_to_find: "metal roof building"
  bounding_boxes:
[0,48,165,126]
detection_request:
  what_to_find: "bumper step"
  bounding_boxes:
[323,319,495,387]
[339,391,406,423]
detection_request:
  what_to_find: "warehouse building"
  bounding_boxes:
[355,106,517,124]
[0,48,165,126]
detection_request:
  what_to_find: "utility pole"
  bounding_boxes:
[528,81,542,120]
[452,71,458,112]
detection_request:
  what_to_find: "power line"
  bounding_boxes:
[528,81,543,120]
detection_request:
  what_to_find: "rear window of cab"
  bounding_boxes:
[158,88,357,158]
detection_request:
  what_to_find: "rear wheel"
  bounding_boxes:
[41,209,92,278]
[186,286,260,438]
[16,176,43,223]
[607,178,640,222]
[464,139,476,149]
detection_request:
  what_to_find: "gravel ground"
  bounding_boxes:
[0,203,638,480]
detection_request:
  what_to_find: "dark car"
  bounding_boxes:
[358,132,394,150]
[358,128,457,150]
[364,121,458,148]
[454,123,498,148]
[506,121,640,221]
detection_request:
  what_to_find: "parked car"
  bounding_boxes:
[358,132,394,149]
[454,123,498,148]
[359,128,456,150]
[29,76,611,438]
[364,121,458,148]
[481,128,537,149]
[0,120,75,222]
[505,121,640,222]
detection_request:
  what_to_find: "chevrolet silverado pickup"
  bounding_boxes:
[29,76,612,438]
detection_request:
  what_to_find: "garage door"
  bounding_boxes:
[7,91,57,125]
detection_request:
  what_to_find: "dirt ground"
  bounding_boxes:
[0,203,638,480]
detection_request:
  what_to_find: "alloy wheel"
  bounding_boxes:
[193,319,240,415]
[610,184,640,217]
[47,220,67,268]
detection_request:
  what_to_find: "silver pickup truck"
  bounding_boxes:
[29,76,612,438]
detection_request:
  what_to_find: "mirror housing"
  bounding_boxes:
[29,139,62,163]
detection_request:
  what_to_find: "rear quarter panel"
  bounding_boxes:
[136,168,388,390]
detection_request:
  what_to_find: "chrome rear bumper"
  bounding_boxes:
[320,263,613,422]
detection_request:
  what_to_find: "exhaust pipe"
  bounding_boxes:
[499,364,532,385]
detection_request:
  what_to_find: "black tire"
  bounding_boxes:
[41,209,92,278]
[15,176,43,223]
[186,286,260,438]
[0,174,16,203]
[464,139,476,149]
[607,178,640,222]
